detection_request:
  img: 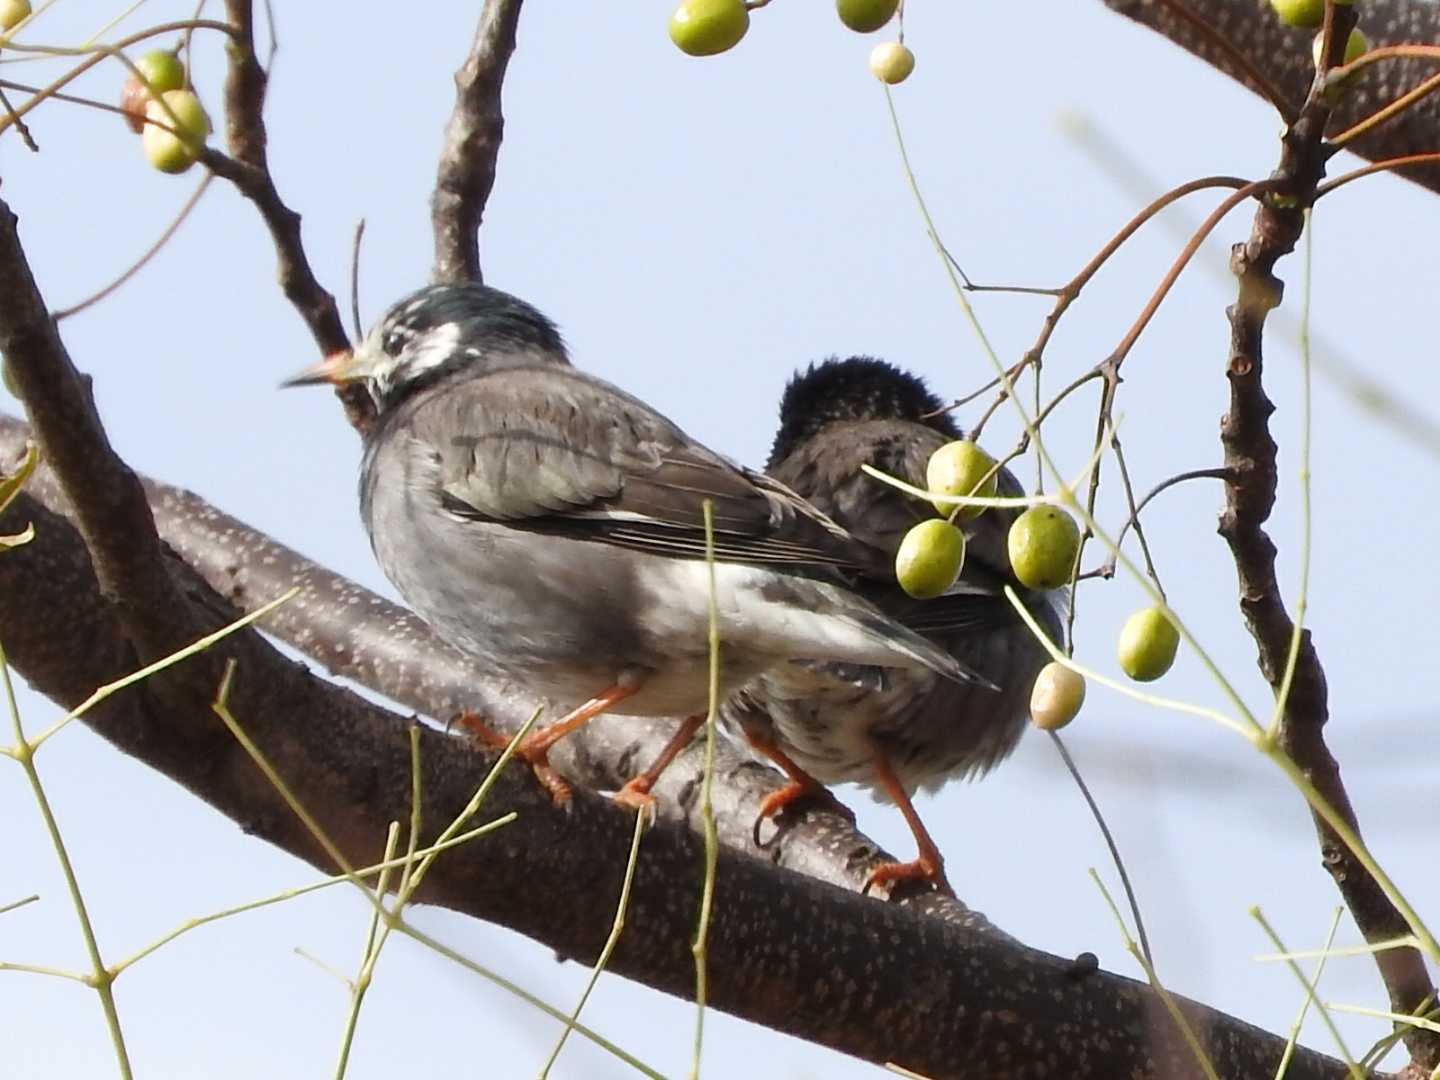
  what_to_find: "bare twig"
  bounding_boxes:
[205,1,364,429]
[1050,732,1153,969]
[55,174,214,322]
[349,219,366,340]
[1096,467,1232,578]
[430,0,525,285]
[0,83,38,151]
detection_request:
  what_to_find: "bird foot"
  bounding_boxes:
[863,856,954,899]
[753,779,854,848]
[451,710,511,748]
[451,710,574,807]
[612,777,658,818]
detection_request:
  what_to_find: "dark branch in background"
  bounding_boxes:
[1102,0,1440,193]
[430,0,525,284]
[201,1,370,432]
[0,431,1368,1080]
[1210,3,1440,1073]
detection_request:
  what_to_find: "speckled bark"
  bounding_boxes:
[1102,0,1440,192]
[0,479,1364,1078]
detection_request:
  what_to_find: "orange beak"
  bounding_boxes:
[279,350,358,388]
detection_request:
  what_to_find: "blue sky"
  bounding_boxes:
[2,2,1437,1077]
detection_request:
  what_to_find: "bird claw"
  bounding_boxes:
[861,856,955,899]
[451,709,512,750]
[451,711,573,807]
[752,779,855,849]
[612,778,658,820]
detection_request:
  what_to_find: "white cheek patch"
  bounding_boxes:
[402,322,463,378]
[371,322,465,397]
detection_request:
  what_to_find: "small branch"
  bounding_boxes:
[1315,151,1440,198]
[0,195,203,665]
[0,83,38,151]
[349,219,366,340]
[1109,180,1274,372]
[973,176,1251,436]
[1098,467,1232,577]
[54,173,214,323]
[430,0,525,285]
[208,1,366,431]
[1215,3,1440,1069]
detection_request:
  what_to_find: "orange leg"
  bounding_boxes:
[457,684,640,806]
[614,713,707,813]
[863,747,954,898]
[743,730,853,845]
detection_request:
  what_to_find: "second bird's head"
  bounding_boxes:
[281,283,569,410]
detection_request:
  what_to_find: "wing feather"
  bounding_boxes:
[412,364,878,573]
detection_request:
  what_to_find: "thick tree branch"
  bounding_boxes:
[1215,4,1440,1071]
[0,411,994,930]
[0,197,203,670]
[1102,0,1440,194]
[430,0,524,284]
[202,2,371,431]
[0,445,1366,1080]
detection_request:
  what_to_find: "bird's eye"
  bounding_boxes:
[382,326,410,356]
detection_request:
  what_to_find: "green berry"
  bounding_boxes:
[1312,26,1368,69]
[836,0,898,33]
[0,0,30,33]
[1268,0,1325,28]
[141,89,211,175]
[895,519,966,600]
[1007,505,1080,590]
[136,49,185,92]
[1030,662,1085,731]
[122,51,187,134]
[669,0,749,57]
[1117,606,1180,682]
[925,439,995,519]
[870,42,915,85]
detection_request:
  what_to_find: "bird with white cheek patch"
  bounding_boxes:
[282,284,996,813]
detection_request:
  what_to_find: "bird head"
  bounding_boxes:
[280,283,568,410]
[768,356,962,469]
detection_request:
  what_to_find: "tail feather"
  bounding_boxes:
[850,609,1001,691]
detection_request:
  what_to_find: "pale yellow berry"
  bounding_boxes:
[869,42,915,85]
[141,89,211,174]
[1030,662,1085,730]
[0,0,31,33]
